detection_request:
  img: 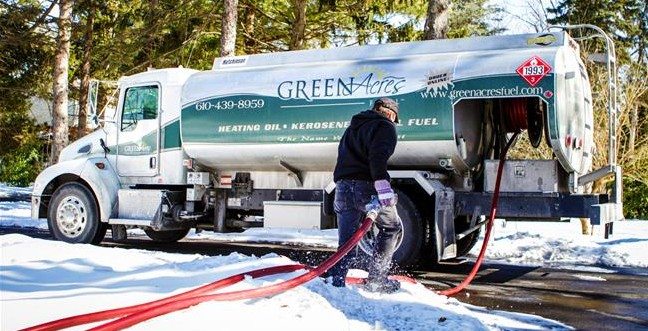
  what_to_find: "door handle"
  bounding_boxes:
[150,156,157,169]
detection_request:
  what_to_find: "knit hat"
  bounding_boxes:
[373,97,399,123]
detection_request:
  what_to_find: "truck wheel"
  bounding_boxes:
[144,228,190,243]
[357,190,424,267]
[48,182,107,244]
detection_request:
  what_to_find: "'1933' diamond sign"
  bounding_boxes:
[516,55,552,87]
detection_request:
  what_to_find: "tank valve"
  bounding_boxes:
[439,158,454,170]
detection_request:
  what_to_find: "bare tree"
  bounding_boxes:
[423,0,450,40]
[78,0,95,139]
[51,0,73,164]
[220,0,238,57]
[505,0,553,33]
[289,0,307,50]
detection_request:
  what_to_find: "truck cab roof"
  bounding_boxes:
[118,67,199,87]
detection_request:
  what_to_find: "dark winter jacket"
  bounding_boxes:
[333,110,397,182]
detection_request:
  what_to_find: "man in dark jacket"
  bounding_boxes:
[329,97,402,293]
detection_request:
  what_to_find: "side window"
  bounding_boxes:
[121,85,159,131]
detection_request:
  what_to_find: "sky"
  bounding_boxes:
[489,0,558,34]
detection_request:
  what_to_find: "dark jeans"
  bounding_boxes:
[328,179,403,287]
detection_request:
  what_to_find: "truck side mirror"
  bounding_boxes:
[99,106,118,125]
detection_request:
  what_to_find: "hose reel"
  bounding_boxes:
[500,98,545,148]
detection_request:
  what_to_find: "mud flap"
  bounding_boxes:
[111,225,127,241]
[430,180,457,261]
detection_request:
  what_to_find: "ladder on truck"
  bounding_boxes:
[550,24,623,238]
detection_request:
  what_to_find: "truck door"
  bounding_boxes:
[116,84,160,177]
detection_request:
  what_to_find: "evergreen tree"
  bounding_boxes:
[0,1,53,185]
[548,0,646,64]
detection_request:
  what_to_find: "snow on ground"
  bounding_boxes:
[0,184,646,271]
[0,183,32,198]
[187,227,340,248]
[0,184,44,230]
[1,184,647,329]
[187,219,648,271]
[0,200,47,230]
[1,234,570,331]
[470,219,648,270]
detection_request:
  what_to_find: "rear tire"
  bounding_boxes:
[357,190,424,267]
[48,182,106,244]
[144,228,190,243]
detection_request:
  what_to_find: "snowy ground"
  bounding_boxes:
[4,194,646,271]
[2,234,570,331]
[1,184,647,330]
[0,183,32,198]
[182,218,648,271]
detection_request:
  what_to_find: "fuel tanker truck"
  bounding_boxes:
[32,26,623,266]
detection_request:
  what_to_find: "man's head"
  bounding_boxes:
[373,97,399,123]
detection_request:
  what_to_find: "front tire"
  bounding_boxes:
[48,182,107,244]
[358,190,424,267]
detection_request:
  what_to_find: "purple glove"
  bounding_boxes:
[374,179,396,207]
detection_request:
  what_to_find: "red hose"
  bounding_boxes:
[89,216,375,331]
[23,214,375,331]
[438,131,520,296]
[20,264,307,331]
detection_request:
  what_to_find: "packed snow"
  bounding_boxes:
[0,183,32,198]
[183,219,648,271]
[0,200,45,230]
[1,234,571,331]
[0,184,43,230]
[1,184,647,330]
[471,219,648,270]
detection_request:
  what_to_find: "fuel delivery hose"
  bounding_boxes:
[89,215,376,331]
[438,131,520,296]
[21,265,307,331]
[22,213,377,331]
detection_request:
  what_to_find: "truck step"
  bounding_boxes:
[108,218,152,227]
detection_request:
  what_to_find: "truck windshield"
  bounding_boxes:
[121,85,158,131]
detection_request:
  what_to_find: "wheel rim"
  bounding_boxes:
[358,217,404,257]
[55,195,88,238]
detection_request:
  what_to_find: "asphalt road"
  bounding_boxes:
[2,226,647,331]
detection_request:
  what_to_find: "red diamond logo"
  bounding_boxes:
[543,90,554,98]
[516,55,552,87]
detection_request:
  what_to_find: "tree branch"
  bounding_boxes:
[27,0,58,33]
